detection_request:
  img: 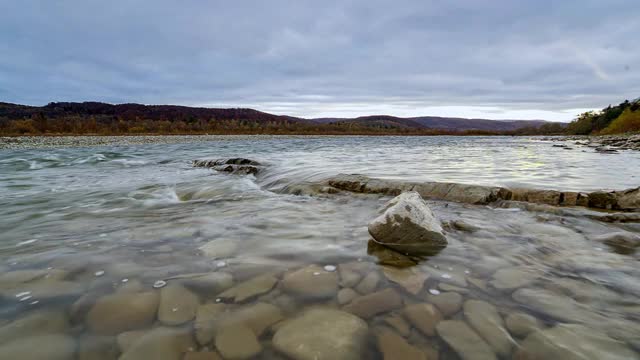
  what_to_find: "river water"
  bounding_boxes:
[0,135,639,359]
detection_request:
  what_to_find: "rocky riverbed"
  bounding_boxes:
[1,137,639,360]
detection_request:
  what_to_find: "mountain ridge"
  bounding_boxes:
[0,101,559,132]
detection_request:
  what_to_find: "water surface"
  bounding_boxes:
[0,135,638,359]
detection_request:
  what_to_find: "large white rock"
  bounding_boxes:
[368,191,447,256]
[273,308,368,360]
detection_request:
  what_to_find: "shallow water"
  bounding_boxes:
[0,135,639,359]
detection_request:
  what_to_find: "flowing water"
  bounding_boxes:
[0,135,639,359]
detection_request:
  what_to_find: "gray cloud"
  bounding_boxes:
[1,0,639,120]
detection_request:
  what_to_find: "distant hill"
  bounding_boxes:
[313,115,550,132]
[0,101,562,135]
[0,101,302,124]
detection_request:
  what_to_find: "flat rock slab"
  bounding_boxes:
[273,308,368,360]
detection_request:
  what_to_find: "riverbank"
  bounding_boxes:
[544,133,640,152]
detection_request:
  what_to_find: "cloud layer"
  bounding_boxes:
[1,0,639,120]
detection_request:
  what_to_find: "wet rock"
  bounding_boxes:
[594,232,640,254]
[438,283,469,293]
[383,314,411,337]
[194,303,226,345]
[382,266,428,295]
[215,324,262,359]
[0,334,76,360]
[354,271,381,294]
[158,283,200,325]
[344,288,403,319]
[273,308,368,360]
[0,310,69,345]
[184,352,222,360]
[436,320,497,360]
[119,327,195,360]
[214,302,283,337]
[617,187,640,211]
[193,158,262,175]
[511,189,562,206]
[337,288,358,305]
[588,191,618,210]
[78,336,118,360]
[515,324,638,360]
[282,265,338,299]
[413,182,508,205]
[87,291,159,335]
[368,191,447,256]
[427,291,463,317]
[198,241,238,259]
[217,273,278,302]
[376,326,427,360]
[512,288,604,324]
[338,263,364,287]
[463,300,514,357]
[505,312,542,338]
[490,267,540,290]
[117,330,147,353]
[180,272,234,295]
[403,303,443,336]
[367,239,418,267]
[3,279,86,300]
[450,220,481,232]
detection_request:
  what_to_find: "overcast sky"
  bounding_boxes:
[1,0,638,121]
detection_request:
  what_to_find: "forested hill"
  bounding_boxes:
[0,101,562,135]
[566,99,640,135]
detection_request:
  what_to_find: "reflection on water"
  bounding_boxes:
[0,136,639,359]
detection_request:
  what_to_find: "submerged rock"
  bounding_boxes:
[157,283,200,325]
[436,320,497,360]
[0,334,76,360]
[463,300,515,357]
[368,191,447,256]
[403,303,443,336]
[119,327,195,360]
[593,232,640,254]
[367,240,418,267]
[273,308,368,360]
[194,303,226,345]
[382,266,428,295]
[490,267,540,291]
[427,291,463,317]
[344,288,403,319]
[77,335,119,360]
[86,291,159,335]
[0,310,69,345]
[217,273,278,302]
[505,312,542,338]
[516,324,638,360]
[375,326,427,360]
[282,265,339,299]
[215,324,262,359]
